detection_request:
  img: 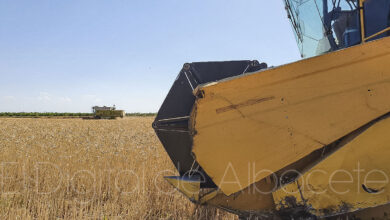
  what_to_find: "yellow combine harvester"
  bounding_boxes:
[154,0,390,219]
[92,106,125,119]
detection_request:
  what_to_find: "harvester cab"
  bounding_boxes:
[154,0,390,219]
[285,0,390,58]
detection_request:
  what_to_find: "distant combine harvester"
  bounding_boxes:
[92,105,125,119]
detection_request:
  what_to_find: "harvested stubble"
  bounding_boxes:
[0,117,236,219]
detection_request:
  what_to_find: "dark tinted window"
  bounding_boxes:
[364,0,390,41]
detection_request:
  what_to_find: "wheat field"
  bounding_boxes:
[0,117,236,219]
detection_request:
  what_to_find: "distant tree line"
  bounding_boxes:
[126,113,157,117]
[0,112,93,117]
[0,112,157,118]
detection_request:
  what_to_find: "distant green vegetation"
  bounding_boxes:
[0,112,93,118]
[126,113,157,117]
[0,112,157,118]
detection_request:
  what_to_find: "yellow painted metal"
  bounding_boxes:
[163,177,277,214]
[359,0,366,43]
[95,110,125,119]
[205,179,276,213]
[164,176,201,201]
[272,180,303,209]
[199,190,219,204]
[273,116,390,217]
[365,27,390,42]
[191,36,390,196]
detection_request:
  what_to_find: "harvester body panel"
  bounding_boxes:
[153,0,390,218]
[153,61,267,184]
[191,36,390,196]
[273,115,390,217]
[94,110,125,119]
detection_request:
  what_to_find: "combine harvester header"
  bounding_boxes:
[154,0,390,219]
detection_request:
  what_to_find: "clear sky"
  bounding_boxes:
[0,0,301,113]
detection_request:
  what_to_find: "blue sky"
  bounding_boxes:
[0,0,300,113]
